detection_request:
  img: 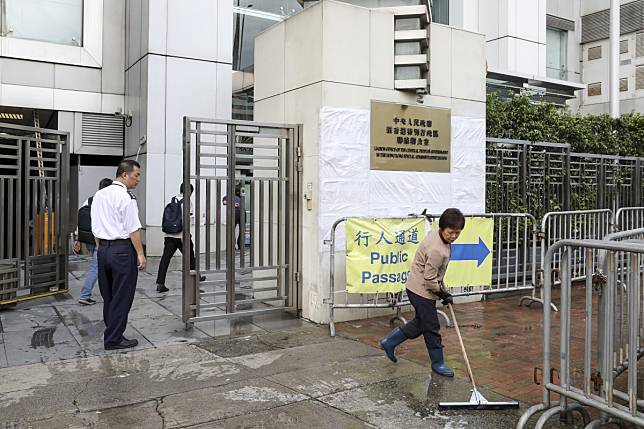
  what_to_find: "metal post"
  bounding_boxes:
[226,124,237,314]
[609,0,620,119]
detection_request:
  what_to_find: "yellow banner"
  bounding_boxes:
[431,217,493,288]
[346,218,425,294]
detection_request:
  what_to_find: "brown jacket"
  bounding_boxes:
[406,230,450,300]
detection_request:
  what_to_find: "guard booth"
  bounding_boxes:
[182,118,302,323]
[0,122,69,308]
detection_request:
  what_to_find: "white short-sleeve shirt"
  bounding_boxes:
[91,181,142,240]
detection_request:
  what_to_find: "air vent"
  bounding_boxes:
[546,15,575,32]
[621,59,632,66]
[588,82,602,96]
[588,46,602,61]
[81,113,124,148]
[620,77,628,92]
[582,0,644,43]
[637,66,644,89]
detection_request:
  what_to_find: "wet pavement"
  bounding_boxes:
[0,321,527,428]
[0,256,279,368]
[0,256,530,428]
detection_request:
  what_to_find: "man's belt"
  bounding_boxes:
[99,239,131,246]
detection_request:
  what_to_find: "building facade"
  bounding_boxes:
[1,0,641,257]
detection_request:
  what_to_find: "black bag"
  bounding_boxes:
[77,197,94,244]
[162,197,183,234]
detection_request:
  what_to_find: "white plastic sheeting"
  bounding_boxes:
[319,107,485,250]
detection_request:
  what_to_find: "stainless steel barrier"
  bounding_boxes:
[422,213,538,299]
[615,207,644,232]
[517,239,644,429]
[326,216,451,337]
[522,209,613,311]
[326,213,537,337]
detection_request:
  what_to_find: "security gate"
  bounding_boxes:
[182,118,301,323]
[0,123,69,307]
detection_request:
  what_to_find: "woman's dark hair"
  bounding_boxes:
[439,208,465,230]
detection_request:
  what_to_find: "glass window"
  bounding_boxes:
[4,0,83,46]
[431,0,448,25]
[233,0,302,71]
[546,27,567,80]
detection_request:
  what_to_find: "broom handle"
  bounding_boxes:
[448,303,477,392]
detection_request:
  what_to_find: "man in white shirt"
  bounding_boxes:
[91,160,146,350]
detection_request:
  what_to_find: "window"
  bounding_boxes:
[637,66,644,90]
[431,0,449,25]
[637,32,644,58]
[588,82,602,96]
[546,27,567,79]
[620,40,629,54]
[620,77,628,92]
[233,0,302,71]
[588,46,602,61]
[3,0,83,46]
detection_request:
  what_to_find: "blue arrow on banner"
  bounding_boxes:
[450,238,491,267]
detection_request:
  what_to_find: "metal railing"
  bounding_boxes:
[517,239,644,429]
[326,216,450,337]
[422,212,538,298]
[615,207,644,232]
[326,213,538,336]
[521,209,613,311]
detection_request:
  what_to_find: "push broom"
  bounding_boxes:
[438,304,520,411]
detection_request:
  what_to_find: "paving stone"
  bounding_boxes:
[129,313,211,346]
[3,324,84,366]
[226,339,383,378]
[190,400,373,429]
[159,378,308,428]
[267,355,428,398]
[319,374,523,429]
[3,399,163,429]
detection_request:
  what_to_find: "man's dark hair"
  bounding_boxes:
[439,208,465,230]
[99,178,113,190]
[116,160,141,178]
[180,183,194,194]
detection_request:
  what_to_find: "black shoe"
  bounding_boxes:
[105,338,138,350]
[78,298,97,305]
[199,275,206,281]
[156,284,169,293]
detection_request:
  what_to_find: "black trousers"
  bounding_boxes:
[97,242,138,347]
[401,289,443,350]
[156,237,196,286]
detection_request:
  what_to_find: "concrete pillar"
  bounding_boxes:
[124,0,233,255]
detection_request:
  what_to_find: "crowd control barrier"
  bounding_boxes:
[517,239,644,429]
[615,207,644,232]
[326,213,538,337]
[523,209,613,312]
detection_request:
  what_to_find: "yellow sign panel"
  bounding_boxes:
[370,100,451,173]
[431,217,494,288]
[346,218,425,294]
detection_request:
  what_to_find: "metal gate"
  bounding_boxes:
[0,123,69,307]
[182,118,301,323]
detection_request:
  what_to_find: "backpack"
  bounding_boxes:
[77,197,94,244]
[162,197,183,234]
